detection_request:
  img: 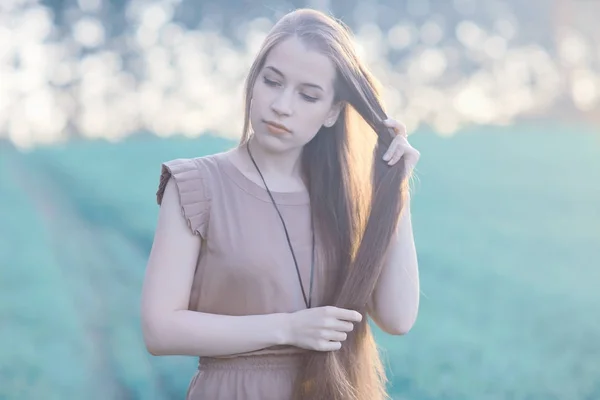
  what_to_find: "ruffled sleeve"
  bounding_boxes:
[156,158,210,238]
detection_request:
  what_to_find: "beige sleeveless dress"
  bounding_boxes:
[156,149,333,399]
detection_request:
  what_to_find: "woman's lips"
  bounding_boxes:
[264,121,291,135]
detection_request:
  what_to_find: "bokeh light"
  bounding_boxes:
[0,0,598,149]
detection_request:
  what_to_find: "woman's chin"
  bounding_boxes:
[252,130,288,151]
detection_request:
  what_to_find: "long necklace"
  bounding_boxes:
[246,143,315,309]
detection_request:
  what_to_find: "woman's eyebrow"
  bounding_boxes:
[265,65,324,91]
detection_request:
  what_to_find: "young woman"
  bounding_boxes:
[141,8,420,400]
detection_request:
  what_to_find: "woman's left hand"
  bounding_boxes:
[382,118,420,173]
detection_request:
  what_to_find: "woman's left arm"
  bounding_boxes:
[368,196,420,335]
[367,117,421,335]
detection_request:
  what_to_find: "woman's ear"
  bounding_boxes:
[324,102,343,127]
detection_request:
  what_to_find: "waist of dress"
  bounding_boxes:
[199,353,305,371]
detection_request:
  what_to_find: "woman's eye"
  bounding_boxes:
[301,94,319,102]
[263,77,280,87]
[263,76,318,102]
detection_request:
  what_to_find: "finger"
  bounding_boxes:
[388,149,405,166]
[383,119,407,137]
[327,306,362,322]
[316,340,342,352]
[321,329,348,342]
[383,136,402,161]
[387,143,406,165]
[324,319,354,332]
[393,147,420,169]
[389,134,412,159]
[333,321,355,332]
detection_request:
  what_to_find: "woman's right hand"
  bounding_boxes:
[284,306,363,351]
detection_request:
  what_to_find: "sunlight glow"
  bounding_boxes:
[0,0,599,149]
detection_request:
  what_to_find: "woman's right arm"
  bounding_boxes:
[141,178,291,357]
[141,177,362,358]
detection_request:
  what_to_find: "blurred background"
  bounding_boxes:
[1,0,599,399]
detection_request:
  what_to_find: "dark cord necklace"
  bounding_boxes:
[246,142,315,309]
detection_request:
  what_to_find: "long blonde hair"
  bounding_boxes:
[240,9,410,400]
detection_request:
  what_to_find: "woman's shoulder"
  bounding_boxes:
[156,151,232,203]
[155,151,230,237]
[163,150,226,175]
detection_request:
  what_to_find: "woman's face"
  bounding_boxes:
[250,36,341,153]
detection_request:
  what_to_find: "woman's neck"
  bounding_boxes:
[236,136,306,192]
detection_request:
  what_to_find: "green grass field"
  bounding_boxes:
[1,124,599,399]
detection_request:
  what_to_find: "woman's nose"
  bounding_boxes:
[270,91,294,116]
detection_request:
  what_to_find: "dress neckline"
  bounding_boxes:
[215,150,310,206]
